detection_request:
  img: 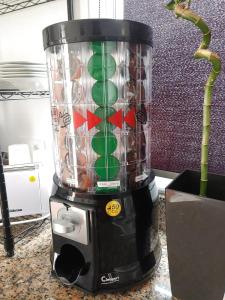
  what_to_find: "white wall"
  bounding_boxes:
[0,0,67,176]
[0,0,124,63]
[0,99,53,151]
[0,0,67,62]
[0,0,67,148]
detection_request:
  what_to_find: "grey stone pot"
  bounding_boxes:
[166,170,225,300]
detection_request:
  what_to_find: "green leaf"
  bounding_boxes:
[166,0,176,10]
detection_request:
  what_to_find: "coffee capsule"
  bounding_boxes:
[88,54,116,81]
[92,131,117,156]
[94,155,120,181]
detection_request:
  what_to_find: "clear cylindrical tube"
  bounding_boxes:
[69,0,124,20]
[46,41,152,194]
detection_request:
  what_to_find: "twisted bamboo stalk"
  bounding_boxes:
[166,1,222,196]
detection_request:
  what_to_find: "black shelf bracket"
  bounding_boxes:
[0,152,14,257]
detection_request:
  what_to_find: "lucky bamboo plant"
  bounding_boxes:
[166,0,222,196]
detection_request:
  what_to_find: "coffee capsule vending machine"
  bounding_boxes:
[42,0,161,292]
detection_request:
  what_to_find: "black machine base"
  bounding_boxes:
[50,254,160,295]
[49,175,161,293]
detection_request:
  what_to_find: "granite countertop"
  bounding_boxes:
[0,200,173,300]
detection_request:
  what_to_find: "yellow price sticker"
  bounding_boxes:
[106,200,121,217]
[29,176,36,183]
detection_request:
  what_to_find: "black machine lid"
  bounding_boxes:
[43,19,153,49]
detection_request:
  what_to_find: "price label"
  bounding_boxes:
[106,200,121,217]
[97,181,120,188]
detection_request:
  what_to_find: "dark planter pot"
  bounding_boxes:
[166,170,225,300]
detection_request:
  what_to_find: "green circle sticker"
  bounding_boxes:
[95,107,116,131]
[88,54,116,81]
[92,131,117,156]
[92,80,118,106]
[94,155,120,180]
[91,41,116,54]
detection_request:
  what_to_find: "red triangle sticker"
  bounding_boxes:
[87,110,102,130]
[73,111,86,129]
[124,108,136,128]
[108,109,123,129]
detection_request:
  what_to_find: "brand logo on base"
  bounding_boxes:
[101,273,119,285]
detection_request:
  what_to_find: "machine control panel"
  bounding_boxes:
[51,201,89,245]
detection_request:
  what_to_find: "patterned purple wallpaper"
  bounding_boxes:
[125,0,225,174]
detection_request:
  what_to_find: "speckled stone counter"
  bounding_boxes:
[0,200,172,300]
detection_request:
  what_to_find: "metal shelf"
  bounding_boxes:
[0,90,49,100]
[0,0,54,15]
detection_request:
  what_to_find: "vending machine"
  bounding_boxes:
[43,0,161,292]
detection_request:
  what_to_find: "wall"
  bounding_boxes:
[0,1,68,204]
[125,0,225,174]
[0,0,123,63]
[0,0,67,157]
[0,0,67,62]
